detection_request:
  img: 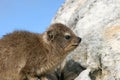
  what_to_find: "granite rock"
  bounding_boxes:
[52,0,120,80]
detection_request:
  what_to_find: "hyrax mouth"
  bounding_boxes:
[72,43,80,46]
[72,37,82,46]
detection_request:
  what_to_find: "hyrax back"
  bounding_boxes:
[0,23,81,80]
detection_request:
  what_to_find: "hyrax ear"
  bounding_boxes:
[46,30,57,41]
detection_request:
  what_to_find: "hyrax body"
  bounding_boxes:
[0,23,81,80]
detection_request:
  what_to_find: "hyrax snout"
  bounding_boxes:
[0,23,81,80]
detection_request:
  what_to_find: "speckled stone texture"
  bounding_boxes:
[52,0,120,80]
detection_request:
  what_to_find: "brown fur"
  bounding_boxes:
[0,23,81,80]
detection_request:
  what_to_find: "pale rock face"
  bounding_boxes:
[52,0,120,80]
[75,68,91,80]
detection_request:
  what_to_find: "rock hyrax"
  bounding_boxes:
[0,23,81,80]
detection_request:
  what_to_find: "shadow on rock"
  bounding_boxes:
[46,59,86,80]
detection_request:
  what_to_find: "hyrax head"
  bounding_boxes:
[44,23,81,53]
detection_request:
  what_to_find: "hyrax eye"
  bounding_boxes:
[65,35,71,40]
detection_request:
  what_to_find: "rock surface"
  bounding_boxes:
[52,0,120,80]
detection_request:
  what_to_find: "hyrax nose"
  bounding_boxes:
[77,37,82,43]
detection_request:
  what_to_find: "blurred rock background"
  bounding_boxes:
[46,0,120,80]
